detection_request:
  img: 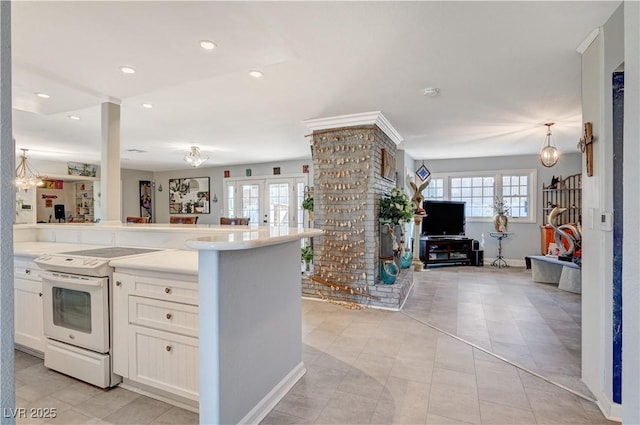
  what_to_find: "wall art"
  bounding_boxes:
[139,180,153,221]
[168,177,210,214]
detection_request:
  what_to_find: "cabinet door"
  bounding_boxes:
[129,325,199,401]
[112,272,130,377]
[14,278,44,352]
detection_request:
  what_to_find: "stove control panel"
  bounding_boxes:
[35,255,112,277]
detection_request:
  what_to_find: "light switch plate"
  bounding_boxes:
[600,211,613,231]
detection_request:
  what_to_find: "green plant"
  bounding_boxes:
[302,196,314,211]
[379,187,414,224]
[301,245,314,264]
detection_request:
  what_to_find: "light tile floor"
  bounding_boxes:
[14,266,617,424]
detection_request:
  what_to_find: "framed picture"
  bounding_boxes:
[68,161,97,177]
[168,177,210,214]
[139,180,153,221]
[381,149,396,182]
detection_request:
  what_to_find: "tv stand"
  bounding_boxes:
[419,236,473,268]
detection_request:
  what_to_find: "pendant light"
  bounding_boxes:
[540,122,560,167]
[15,148,44,191]
[184,146,209,168]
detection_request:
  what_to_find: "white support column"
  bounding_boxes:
[0,1,16,421]
[100,102,121,224]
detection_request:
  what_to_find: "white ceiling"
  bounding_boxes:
[11,1,620,172]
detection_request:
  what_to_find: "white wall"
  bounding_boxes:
[622,2,640,424]
[578,3,640,421]
[415,153,581,262]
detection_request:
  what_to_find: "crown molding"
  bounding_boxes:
[303,111,403,145]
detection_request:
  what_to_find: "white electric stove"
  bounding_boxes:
[34,246,163,388]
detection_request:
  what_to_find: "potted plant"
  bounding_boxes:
[379,187,414,225]
[302,195,314,220]
[301,245,314,274]
[379,187,414,269]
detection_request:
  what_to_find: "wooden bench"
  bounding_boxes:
[529,255,581,294]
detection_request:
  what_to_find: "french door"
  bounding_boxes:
[224,175,307,227]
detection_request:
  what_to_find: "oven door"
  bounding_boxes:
[41,271,109,353]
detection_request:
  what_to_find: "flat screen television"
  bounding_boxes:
[422,200,466,237]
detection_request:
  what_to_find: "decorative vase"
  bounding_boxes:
[380,259,399,284]
[400,252,413,269]
[494,213,508,232]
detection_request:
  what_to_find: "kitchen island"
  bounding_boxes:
[15,223,320,425]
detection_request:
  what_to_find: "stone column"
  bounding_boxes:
[303,112,412,309]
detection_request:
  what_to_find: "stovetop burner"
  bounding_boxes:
[60,247,162,259]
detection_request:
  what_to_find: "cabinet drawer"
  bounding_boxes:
[14,260,41,282]
[120,275,198,305]
[129,325,199,401]
[129,296,198,338]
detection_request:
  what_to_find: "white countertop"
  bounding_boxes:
[185,226,322,251]
[109,250,198,275]
[14,242,105,258]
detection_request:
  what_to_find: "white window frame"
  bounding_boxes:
[425,169,537,224]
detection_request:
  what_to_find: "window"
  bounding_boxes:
[502,174,529,218]
[424,177,445,200]
[227,185,235,217]
[450,176,495,218]
[422,169,536,222]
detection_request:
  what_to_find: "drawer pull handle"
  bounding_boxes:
[25,269,31,274]
[39,292,42,297]
[115,280,122,287]
[166,313,172,320]
[165,287,172,294]
[165,345,172,352]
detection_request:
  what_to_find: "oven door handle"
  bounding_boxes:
[40,271,106,287]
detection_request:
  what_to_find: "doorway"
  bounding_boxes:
[224,175,308,226]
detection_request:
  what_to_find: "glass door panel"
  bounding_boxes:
[240,183,262,225]
[268,182,290,226]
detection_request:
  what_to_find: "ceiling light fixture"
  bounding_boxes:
[423,87,440,97]
[68,115,81,121]
[36,92,50,99]
[141,103,153,109]
[15,148,44,191]
[249,70,264,78]
[184,146,209,168]
[200,40,217,50]
[120,66,136,74]
[540,122,560,167]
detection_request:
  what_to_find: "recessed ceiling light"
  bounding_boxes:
[199,40,217,50]
[68,115,81,121]
[36,92,50,99]
[120,66,136,74]
[141,103,153,109]
[249,70,264,78]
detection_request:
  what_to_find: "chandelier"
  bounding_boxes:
[540,122,560,167]
[15,149,44,191]
[184,146,209,168]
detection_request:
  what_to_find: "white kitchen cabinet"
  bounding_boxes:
[128,325,199,400]
[14,258,44,353]
[112,270,199,402]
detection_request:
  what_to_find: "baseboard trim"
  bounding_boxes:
[238,362,306,425]
[583,380,622,422]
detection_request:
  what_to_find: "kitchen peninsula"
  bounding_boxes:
[14,223,321,425]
